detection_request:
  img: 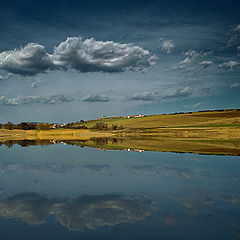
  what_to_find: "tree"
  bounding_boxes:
[5,122,14,130]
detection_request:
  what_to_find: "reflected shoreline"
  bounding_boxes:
[0,137,240,156]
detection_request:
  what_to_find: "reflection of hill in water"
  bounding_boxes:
[0,137,240,156]
[0,193,158,231]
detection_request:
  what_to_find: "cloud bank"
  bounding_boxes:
[129,86,192,101]
[0,94,74,105]
[0,37,156,76]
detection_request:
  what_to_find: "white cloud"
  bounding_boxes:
[218,60,239,70]
[200,61,213,67]
[53,37,157,73]
[81,94,109,102]
[0,43,55,76]
[230,82,240,88]
[159,38,175,54]
[193,102,207,108]
[0,95,74,105]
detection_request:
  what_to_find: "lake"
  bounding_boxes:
[0,143,240,239]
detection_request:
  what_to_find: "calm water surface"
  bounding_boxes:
[0,144,240,239]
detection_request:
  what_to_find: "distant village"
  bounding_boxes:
[97,114,145,120]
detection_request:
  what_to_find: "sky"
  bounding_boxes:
[0,0,240,123]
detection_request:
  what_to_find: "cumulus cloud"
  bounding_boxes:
[0,94,74,105]
[231,82,240,88]
[81,94,109,102]
[0,193,158,231]
[172,50,213,77]
[53,37,157,73]
[0,37,156,76]
[219,60,240,70]
[159,38,175,53]
[129,87,192,102]
[0,43,55,76]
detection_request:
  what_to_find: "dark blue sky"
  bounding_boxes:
[0,0,240,122]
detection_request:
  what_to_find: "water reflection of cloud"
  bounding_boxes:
[233,175,240,182]
[163,213,177,227]
[55,195,157,231]
[0,193,158,231]
[172,190,216,216]
[0,163,73,174]
[199,171,214,179]
[0,193,53,225]
[129,165,193,179]
[221,195,240,204]
[232,219,240,239]
[83,164,110,174]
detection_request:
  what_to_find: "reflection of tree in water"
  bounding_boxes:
[90,137,123,146]
[0,140,54,148]
[90,137,109,145]
[0,138,122,148]
[0,193,158,231]
[0,139,88,148]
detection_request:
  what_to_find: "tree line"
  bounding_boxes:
[0,121,88,130]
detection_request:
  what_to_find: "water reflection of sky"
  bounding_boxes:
[0,144,240,239]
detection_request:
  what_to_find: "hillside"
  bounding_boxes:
[75,109,240,129]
